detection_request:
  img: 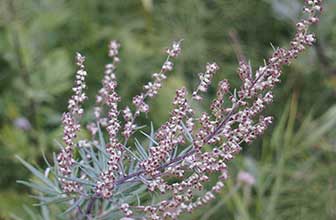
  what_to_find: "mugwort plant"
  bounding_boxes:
[17,1,323,219]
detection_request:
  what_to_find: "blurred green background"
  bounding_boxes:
[0,0,335,219]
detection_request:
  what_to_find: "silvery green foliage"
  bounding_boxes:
[18,1,323,219]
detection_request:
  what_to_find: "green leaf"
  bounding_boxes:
[16,156,60,193]
[61,197,84,216]
[135,138,148,160]
[17,180,59,196]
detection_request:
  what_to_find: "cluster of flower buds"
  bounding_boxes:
[121,203,133,217]
[132,166,227,218]
[118,1,322,219]
[210,79,230,119]
[166,41,182,58]
[244,0,321,100]
[105,92,121,141]
[88,40,121,137]
[122,107,135,138]
[108,40,121,59]
[288,0,321,54]
[140,88,192,176]
[68,53,87,116]
[94,41,120,124]
[57,53,87,193]
[93,41,124,198]
[95,139,123,198]
[237,61,253,96]
[132,94,149,113]
[99,40,122,143]
[193,112,215,151]
[144,73,167,98]
[122,41,182,139]
[192,62,220,100]
[96,169,115,199]
[53,1,322,218]
[147,177,167,193]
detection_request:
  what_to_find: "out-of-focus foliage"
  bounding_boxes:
[0,0,335,219]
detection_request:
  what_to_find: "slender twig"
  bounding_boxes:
[114,55,274,187]
[81,196,97,220]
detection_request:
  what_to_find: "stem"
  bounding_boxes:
[114,55,278,187]
[115,107,237,186]
[81,196,97,220]
[119,54,172,173]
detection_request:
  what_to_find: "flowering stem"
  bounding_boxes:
[81,196,96,220]
[114,46,287,187]
[115,106,237,186]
